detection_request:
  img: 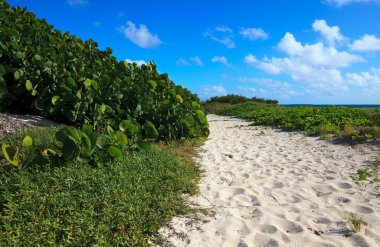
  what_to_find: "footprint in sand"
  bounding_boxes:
[253,233,279,247]
[336,182,353,189]
[278,220,303,234]
[350,204,374,214]
[260,224,278,234]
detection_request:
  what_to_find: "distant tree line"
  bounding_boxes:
[205,94,278,105]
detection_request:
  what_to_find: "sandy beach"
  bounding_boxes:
[160,114,380,247]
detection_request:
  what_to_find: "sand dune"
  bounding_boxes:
[159,114,380,247]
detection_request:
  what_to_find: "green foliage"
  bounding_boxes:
[343,214,366,233]
[350,163,380,184]
[21,135,33,148]
[0,1,208,144]
[205,94,278,105]
[0,127,201,246]
[208,102,379,141]
[144,121,159,140]
[107,146,123,161]
[1,144,19,166]
[1,135,35,167]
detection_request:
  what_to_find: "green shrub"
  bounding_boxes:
[205,94,278,105]
[206,102,379,142]
[0,0,208,142]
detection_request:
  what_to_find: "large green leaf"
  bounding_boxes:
[1,144,20,166]
[51,95,60,105]
[33,54,41,61]
[25,80,33,91]
[83,79,92,88]
[56,127,81,144]
[119,120,139,134]
[148,80,157,89]
[22,136,33,148]
[113,131,128,147]
[14,69,23,80]
[61,139,80,161]
[107,146,123,161]
[144,121,159,140]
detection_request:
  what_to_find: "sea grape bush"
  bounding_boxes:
[205,94,279,105]
[210,102,380,141]
[0,1,208,148]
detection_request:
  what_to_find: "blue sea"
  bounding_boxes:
[282,104,380,109]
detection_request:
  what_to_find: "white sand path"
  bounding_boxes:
[160,114,380,247]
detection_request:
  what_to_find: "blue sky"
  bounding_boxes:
[8,0,380,104]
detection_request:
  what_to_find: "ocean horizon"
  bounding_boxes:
[282,104,380,108]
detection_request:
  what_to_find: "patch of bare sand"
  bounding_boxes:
[159,114,380,247]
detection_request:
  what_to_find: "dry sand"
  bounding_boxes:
[159,114,380,247]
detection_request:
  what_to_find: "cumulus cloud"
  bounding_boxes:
[312,19,345,46]
[199,85,228,97]
[204,27,236,48]
[176,58,191,66]
[346,68,380,86]
[245,32,363,90]
[67,0,88,6]
[240,28,269,40]
[350,35,380,52]
[118,21,162,49]
[190,56,204,66]
[325,0,380,7]
[125,58,146,66]
[277,33,361,68]
[211,56,231,66]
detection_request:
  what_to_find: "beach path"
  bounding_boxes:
[160,114,380,247]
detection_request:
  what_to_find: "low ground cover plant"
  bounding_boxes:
[207,102,380,142]
[0,127,201,246]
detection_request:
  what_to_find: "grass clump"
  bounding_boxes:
[343,214,366,233]
[0,127,201,246]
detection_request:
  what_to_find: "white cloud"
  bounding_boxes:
[67,0,88,6]
[204,27,236,48]
[125,58,146,66]
[93,21,101,27]
[199,85,228,97]
[277,33,361,68]
[240,28,269,40]
[190,56,204,66]
[350,35,380,52]
[245,32,363,90]
[325,0,380,7]
[176,58,191,66]
[215,26,233,33]
[346,68,380,86]
[312,19,345,46]
[118,21,162,49]
[211,56,230,66]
